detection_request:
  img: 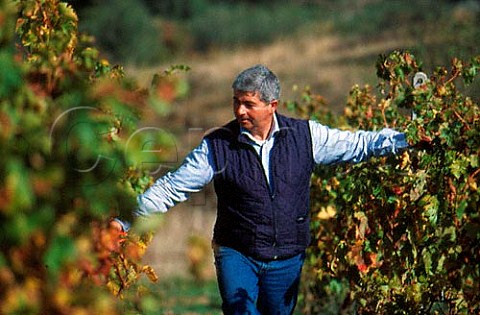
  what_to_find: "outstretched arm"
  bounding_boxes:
[116,138,215,231]
[309,121,409,165]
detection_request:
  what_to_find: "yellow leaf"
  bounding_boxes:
[316,205,337,220]
[141,266,159,283]
[106,280,121,296]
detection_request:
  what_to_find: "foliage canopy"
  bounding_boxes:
[1,0,185,313]
[291,51,480,314]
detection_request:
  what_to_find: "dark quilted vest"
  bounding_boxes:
[206,114,315,260]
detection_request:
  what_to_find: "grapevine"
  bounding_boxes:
[296,51,480,314]
[0,1,181,313]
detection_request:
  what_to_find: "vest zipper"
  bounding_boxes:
[243,138,279,250]
[269,141,278,249]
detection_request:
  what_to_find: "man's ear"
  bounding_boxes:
[270,100,278,111]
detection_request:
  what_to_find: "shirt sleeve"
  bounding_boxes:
[309,120,409,165]
[115,138,215,230]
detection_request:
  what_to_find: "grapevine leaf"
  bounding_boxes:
[419,195,439,226]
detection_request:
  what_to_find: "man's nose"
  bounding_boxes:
[235,104,246,115]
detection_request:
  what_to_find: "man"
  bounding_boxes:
[112,64,409,314]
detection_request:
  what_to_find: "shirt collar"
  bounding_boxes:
[240,113,280,145]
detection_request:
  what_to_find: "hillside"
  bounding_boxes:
[129,32,416,131]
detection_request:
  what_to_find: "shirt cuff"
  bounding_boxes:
[393,133,410,152]
[113,218,131,232]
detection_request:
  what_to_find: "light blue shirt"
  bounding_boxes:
[118,115,408,230]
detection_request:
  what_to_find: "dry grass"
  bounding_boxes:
[127,31,413,133]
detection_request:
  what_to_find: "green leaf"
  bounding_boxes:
[410,170,428,201]
[435,254,446,273]
[43,235,77,277]
[0,51,23,98]
[450,156,468,179]
[4,159,35,213]
[0,252,6,267]
[456,199,467,220]
[469,154,479,168]
[421,248,432,275]
[419,195,439,226]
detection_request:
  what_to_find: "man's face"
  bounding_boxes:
[233,90,277,139]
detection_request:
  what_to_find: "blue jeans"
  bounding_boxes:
[213,245,305,315]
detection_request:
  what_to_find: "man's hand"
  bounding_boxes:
[408,124,434,151]
[92,220,126,256]
[412,133,434,151]
[106,220,126,252]
[109,220,123,233]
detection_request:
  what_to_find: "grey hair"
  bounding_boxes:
[231,64,280,103]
